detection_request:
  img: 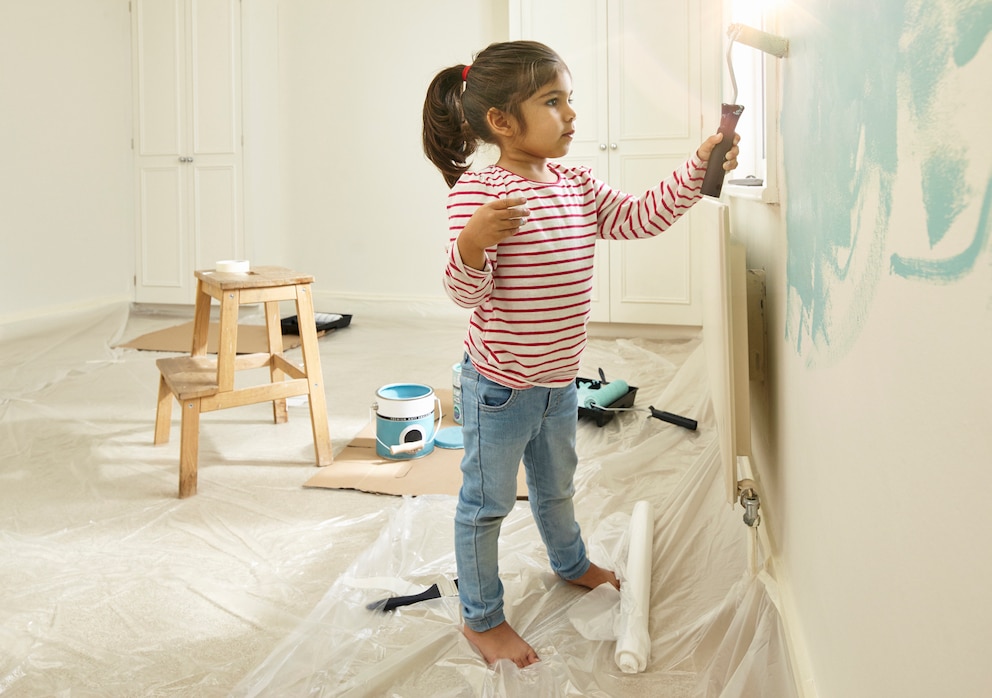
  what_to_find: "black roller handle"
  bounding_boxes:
[701,103,744,198]
[367,579,460,612]
[649,406,698,431]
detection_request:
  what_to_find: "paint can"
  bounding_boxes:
[373,383,441,460]
[452,362,463,425]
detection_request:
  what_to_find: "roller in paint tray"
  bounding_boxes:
[579,377,631,409]
[577,369,698,431]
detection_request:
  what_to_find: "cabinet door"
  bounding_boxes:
[606,0,702,325]
[510,0,707,325]
[132,0,244,305]
[512,0,612,321]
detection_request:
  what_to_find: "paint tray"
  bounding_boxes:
[280,313,352,335]
[576,375,638,427]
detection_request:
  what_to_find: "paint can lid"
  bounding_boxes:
[435,426,464,450]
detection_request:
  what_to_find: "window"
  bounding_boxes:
[724,1,784,203]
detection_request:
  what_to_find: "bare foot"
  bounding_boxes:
[566,562,620,591]
[462,621,540,668]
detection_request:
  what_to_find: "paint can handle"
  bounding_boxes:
[389,440,425,455]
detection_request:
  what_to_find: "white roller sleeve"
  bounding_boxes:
[615,499,654,673]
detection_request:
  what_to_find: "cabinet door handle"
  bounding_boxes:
[178,156,195,163]
[610,143,618,150]
[599,144,607,151]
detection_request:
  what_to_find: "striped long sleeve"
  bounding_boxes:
[443,155,705,389]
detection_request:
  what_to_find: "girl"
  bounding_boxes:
[422,40,738,668]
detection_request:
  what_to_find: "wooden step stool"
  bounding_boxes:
[153,266,333,497]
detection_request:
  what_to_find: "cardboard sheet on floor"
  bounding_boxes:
[305,390,527,498]
[117,321,325,353]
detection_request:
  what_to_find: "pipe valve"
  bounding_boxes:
[737,479,761,528]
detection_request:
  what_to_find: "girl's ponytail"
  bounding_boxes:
[422,42,567,188]
[422,65,477,188]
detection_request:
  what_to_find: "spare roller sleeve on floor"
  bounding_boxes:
[579,379,629,408]
[615,500,654,673]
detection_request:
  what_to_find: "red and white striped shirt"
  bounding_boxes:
[444,156,705,389]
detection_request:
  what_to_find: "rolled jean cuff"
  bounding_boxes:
[558,556,592,583]
[462,609,506,633]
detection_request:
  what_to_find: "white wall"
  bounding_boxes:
[732,2,992,696]
[276,0,507,311]
[0,1,133,323]
[0,0,504,323]
[241,0,286,268]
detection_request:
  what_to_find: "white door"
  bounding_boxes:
[515,0,612,320]
[132,0,244,305]
[511,0,709,325]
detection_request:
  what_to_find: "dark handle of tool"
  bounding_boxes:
[649,406,698,431]
[368,579,460,612]
[701,103,744,198]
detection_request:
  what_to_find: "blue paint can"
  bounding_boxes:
[452,362,463,425]
[374,383,440,460]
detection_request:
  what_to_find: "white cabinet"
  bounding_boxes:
[131,0,244,305]
[511,0,716,325]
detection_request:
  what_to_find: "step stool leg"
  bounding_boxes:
[154,374,173,444]
[178,397,201,498]
[264,299,288,424]
[294,284,333,466]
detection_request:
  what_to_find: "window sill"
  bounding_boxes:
[727,182,779,204]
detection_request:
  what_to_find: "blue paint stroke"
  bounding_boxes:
[954,2,992,65]
[899,1,991,251]
[783,0,901,365]
[920,151,970,248]
[891,170,992,282]
[890,1,992,281]
[783,0,992,365]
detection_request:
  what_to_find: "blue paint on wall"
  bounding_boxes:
[888,1,992,283]
[782,0,902,363]
[891,171,992,282]
[782,0,992,365]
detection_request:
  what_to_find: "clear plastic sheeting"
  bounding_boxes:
[0,302,797,697]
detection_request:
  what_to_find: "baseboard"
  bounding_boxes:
[310,291,471,323]
[311,291,706,339]
[587,321,701,341]
[0,295,132,329]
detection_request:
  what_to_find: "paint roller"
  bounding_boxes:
[702,23,790,198]
[579,378,631,410]
[578,375,698,431]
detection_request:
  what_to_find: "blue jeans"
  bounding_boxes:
[455,356,590,632]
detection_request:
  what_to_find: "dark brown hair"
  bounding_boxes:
[422,41,568,188]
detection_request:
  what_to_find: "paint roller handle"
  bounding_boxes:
[701,103,744,198]
[389,440,425,455]
[649,406,698,431]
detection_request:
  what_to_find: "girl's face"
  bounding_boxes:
[508,70,576,161]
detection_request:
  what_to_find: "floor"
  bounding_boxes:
[0,302,796,697]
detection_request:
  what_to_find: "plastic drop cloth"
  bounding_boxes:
[0,302,797,697]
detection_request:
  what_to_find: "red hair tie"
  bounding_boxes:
[462,65,471,81]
